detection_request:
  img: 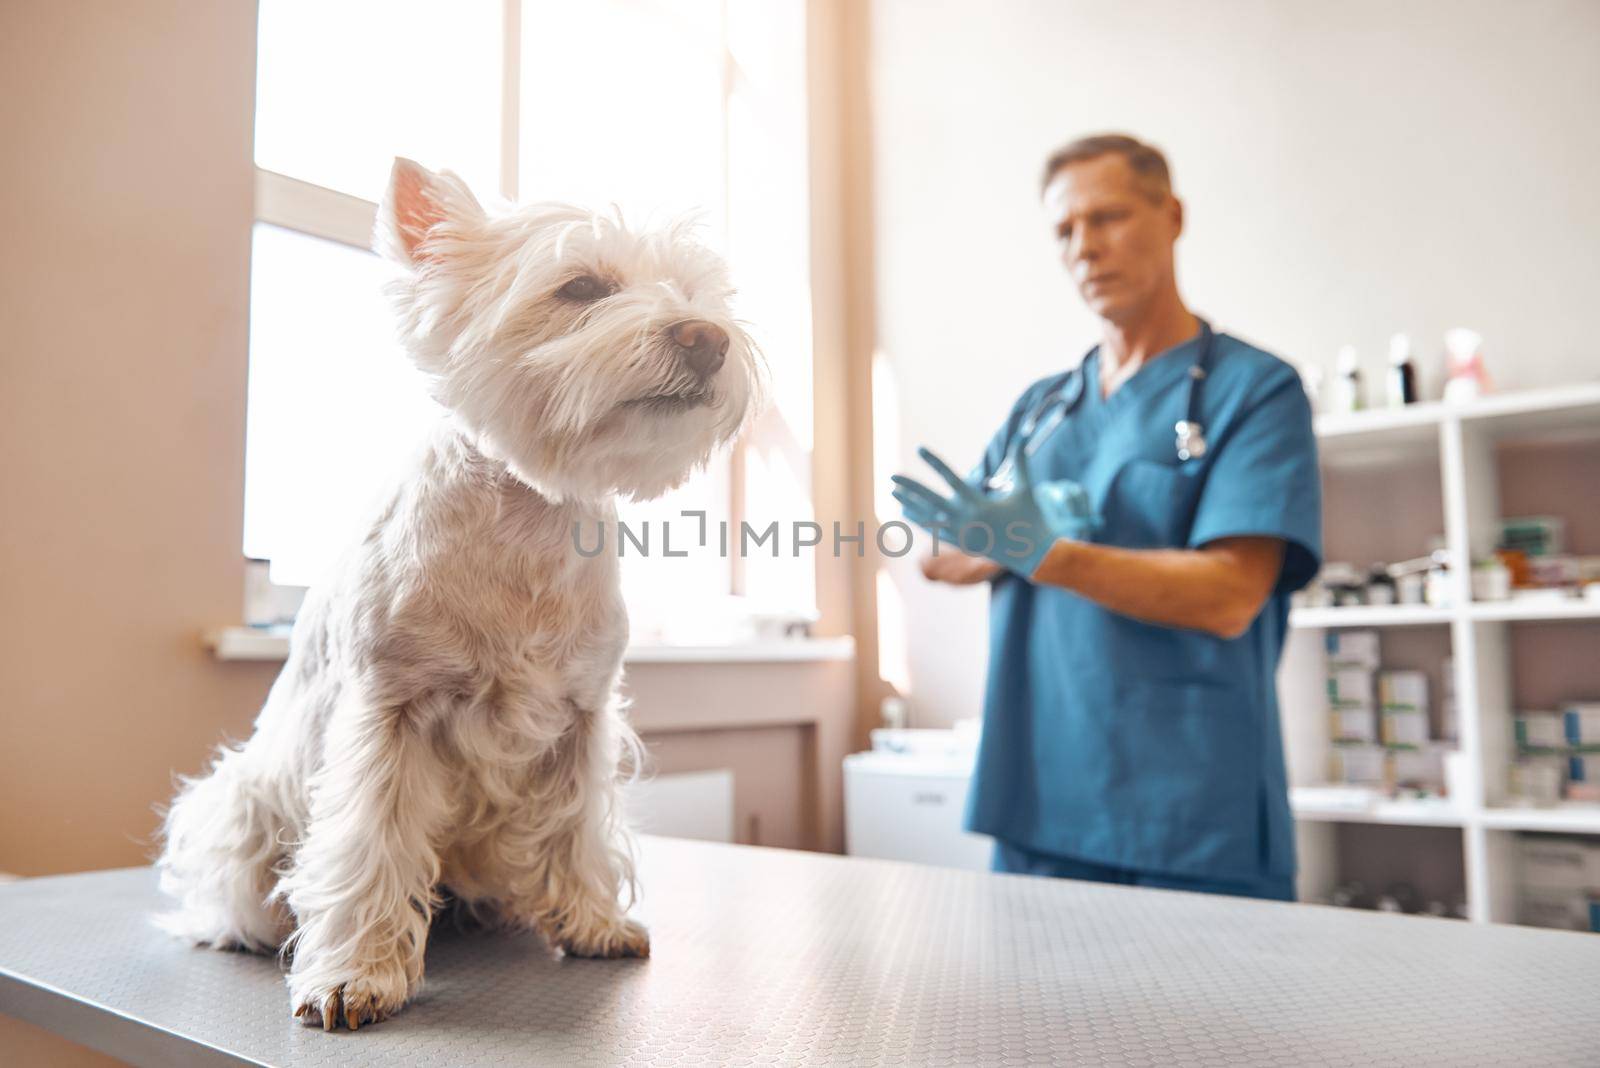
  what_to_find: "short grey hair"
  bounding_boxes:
[1039,133,1172,202]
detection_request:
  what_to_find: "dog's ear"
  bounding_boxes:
[375,157,486,266]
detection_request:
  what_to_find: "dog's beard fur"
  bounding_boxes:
[155,158,766,1030]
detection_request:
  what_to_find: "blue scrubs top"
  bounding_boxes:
[966,329,1322,882]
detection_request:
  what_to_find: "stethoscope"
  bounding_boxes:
[982,319,1216,494]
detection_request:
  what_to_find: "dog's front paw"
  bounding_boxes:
[561,917,651,959]
[289,967,410,1031]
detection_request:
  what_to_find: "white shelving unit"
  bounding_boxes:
[1281,381,1600,925]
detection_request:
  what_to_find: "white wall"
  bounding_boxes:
[872,0,1600,726]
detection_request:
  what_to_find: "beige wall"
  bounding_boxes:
[0,0,268,876]
[870,0,1600,727]
[2,4,258,1061]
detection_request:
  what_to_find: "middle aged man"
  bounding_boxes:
[891,133,1322,901]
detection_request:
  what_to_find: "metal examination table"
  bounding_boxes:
[2,836,1598,1066]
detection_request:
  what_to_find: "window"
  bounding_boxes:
[245,0,814,640]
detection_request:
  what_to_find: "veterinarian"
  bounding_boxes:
[892,133,1322,901]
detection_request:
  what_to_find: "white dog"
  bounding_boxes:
[156,159,762,1030]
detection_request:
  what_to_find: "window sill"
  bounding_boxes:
[201,627,854,665]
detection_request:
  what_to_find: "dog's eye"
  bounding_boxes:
[557,275,615,302]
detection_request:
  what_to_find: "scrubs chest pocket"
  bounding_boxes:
[1104,459,1203,549]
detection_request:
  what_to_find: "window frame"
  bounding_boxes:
[249,0,768,605]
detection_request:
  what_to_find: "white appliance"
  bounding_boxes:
[843,725,993,871]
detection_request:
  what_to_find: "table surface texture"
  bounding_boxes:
[2,836,1598,1066]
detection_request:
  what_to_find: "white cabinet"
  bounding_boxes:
[844,745,993,871]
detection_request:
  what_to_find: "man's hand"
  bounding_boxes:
[919,550,1002,586]
[891,444,1096,577]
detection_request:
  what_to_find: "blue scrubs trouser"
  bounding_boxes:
[991,839,1296,902]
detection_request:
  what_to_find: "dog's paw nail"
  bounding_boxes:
[294,976,404,1030]
[563,918,651,959]
[321,989,339,1032]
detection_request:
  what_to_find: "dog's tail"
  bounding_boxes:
[153,744,293,952]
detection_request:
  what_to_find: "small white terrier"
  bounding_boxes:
[157,159,762,1029]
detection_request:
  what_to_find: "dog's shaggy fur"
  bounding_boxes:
[156,159,763,1029]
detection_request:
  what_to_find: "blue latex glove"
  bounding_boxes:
[891,443,1097,577]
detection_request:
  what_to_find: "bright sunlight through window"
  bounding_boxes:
[244,0,813,640]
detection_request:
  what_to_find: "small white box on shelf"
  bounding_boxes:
[1323,630,1380,669]
[1518,888,1592,932]
[1516,711,1567,750]
[1509,757,1567,806]
[1389,745,1447,790]
[1328,666,1375,705]
[1379,670,1429,713]
[1382,709,1429,747]
[1330,743,1387,786]
[1519,837,1600,893]
[1330,706,1378,743]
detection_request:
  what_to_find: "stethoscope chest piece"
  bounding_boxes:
[1174,420,1207,461]
[1174,360,1209,461]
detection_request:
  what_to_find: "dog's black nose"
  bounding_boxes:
[670,320,729,379]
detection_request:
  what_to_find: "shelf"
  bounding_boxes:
[202,626,290,660]
[1479,806,1600,834]
[1292,797,1600,833]
[1289,604,1452,628]
[1314,403,1443,465]
[1290,601,1600,629]
[203,627,856,665]
[1310,381,1600,463]
[1314,402,1444,440]
[1465,599,1600,623]
[1454,380,1600,442]
[1291,793,1466,828]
